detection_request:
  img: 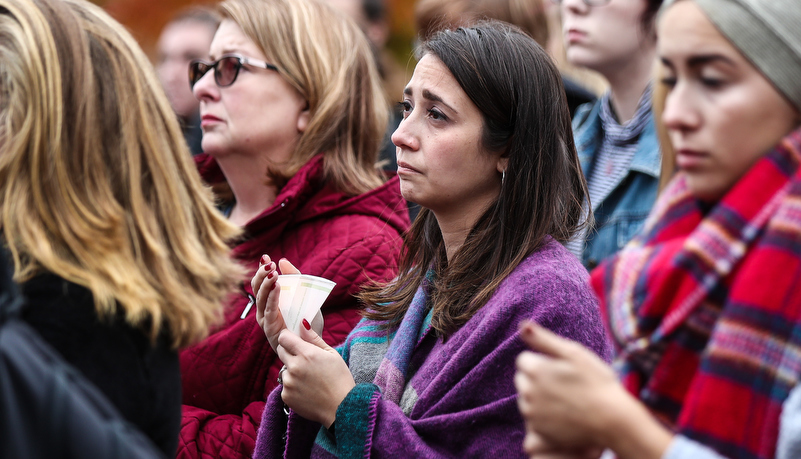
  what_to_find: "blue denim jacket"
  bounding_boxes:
[573,99,661,269]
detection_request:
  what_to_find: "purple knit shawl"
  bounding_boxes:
[255,238,611,458]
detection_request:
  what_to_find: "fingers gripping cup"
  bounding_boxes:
[276,274,335,335]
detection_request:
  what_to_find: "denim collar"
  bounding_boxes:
[574,96,661,180]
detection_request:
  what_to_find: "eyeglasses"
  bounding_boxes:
[550,0,611,6]
[189,54,279,88]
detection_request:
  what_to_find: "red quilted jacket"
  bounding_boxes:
[177,154,409,458]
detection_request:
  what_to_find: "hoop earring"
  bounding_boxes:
[501,170,506,185]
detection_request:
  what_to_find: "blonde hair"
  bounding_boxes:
[219,0,387,195]
[0,0,244,348]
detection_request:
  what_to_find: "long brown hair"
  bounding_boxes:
[360,22,588,337]
[0,0,244,348]
[219,0,387,195]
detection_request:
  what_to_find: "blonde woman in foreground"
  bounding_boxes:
[0,0,242,455]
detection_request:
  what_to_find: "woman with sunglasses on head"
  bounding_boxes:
[515,0,801,458]
[559,0,663,269]
[0,0,243,455]
[250,20,610,458]
[178,0,410,457]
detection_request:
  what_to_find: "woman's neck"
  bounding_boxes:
[434,193,498,263]
[214,154,279,227]
[438,218,472,263]
[601,46,656,124]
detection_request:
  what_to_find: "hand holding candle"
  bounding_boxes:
[252,255,334,351]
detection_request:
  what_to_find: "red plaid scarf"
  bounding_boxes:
[591,127,801,458]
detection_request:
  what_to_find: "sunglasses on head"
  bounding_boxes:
[189,54,279,88]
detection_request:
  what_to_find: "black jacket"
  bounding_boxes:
[20,274,181,456]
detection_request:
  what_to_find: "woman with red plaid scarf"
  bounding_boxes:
[514,0,801,458]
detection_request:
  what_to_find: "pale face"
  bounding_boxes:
[156,20,215,119]
[192,20,309,161]
[560,0,650,75]
[391,54,505,220]
[658,1,800,202]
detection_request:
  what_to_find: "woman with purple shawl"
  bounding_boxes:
[250,21,611,458]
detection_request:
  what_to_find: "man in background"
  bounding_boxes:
[156,7,219,156]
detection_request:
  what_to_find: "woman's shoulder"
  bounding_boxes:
[505,237,591,289]
[18,273,181,454]
[20,273,96,325]
[19,273,173,361]
[493,238,609,359]
[485,238,596,320]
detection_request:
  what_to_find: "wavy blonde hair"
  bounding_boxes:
[219,0,387,195]
[0,0,244,348]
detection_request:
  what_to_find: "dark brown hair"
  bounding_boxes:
[360,21,588,337]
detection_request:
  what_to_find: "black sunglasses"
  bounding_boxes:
[189,54,279,88]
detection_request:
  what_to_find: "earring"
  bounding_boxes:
[502,170,506,185]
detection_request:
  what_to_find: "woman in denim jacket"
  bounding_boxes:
[558,0,663,268]
[571,102,661,268]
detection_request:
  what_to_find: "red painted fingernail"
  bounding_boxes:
[261,255,268,264]
[267,271,274,279]
[271,283,277,291]
[522,323,535,336]
[263,264,270,272]
[302,319,310,330]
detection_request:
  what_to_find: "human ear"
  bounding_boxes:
[496,156,510,174]
[297,102,311,133]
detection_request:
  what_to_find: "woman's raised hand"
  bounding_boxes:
[514,321,672,459]
[252,255,300,351]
